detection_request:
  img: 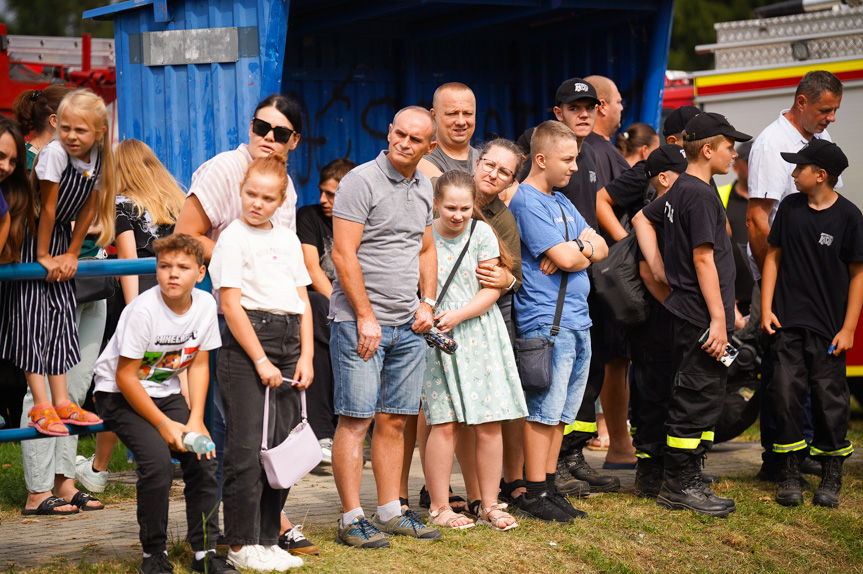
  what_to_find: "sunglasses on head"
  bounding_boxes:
[251,117,298,144]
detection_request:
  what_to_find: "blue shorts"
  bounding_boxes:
[522,325,591,426]
[331,320,426,418]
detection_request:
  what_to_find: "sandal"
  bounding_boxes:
[586,435,610,451]
[70,490,104,511]
[54,401,102,426]
[499,478,525,503]
[28,404,69,436]
[465,499,481,519]
[429,505,475,530]
[419,485,467,512]
[478,503,518,531]
[21,495,78,516]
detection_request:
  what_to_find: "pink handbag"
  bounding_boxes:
[260,385,322,490]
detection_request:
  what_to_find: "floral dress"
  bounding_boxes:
[422,220,527,425]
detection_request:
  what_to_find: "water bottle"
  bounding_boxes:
[182,432,215,454]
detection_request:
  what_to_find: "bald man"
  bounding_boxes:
[584,75,629,190]
[418,82,480,178]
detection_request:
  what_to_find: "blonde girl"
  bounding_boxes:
[209,152,313,571]
[423,170,527,532]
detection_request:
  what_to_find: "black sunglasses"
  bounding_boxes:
[251,117,298,144]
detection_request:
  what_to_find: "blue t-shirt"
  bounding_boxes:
[509,183,592,335]
[0,188,8,219]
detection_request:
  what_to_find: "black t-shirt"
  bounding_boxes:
[115,197,175,259]
[516,127,598,229]
[296,204,335,282]
[604,159,652,243]
[585,132,630,191]
[768,193,863,340]
[724,186,755,305]
[642,172,736,330]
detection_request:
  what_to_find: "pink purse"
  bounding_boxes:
[260,385,322,489]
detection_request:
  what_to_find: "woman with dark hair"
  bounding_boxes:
[0,116,33,264]
[12,85,75,172]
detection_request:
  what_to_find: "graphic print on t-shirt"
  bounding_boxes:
[137,346,200,383]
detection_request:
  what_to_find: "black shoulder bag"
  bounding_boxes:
[513,204,569,393]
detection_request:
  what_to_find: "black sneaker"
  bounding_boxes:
[565,449,620,493]
[190,552,239,574]
[554,457,590,498]
[278,526,321,556]
[140,553,173,574]
[512,492,574,523]
[547,488,588,519]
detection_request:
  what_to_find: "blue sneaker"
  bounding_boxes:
[336,517,390,549]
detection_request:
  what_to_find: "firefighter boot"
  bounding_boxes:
[657,462,731,517]
[697,457,735,510]
[633,457,663,498]
[565,448,620,493]
[775,452,804,507]
[812,456,844,508]
[554,456,590,498]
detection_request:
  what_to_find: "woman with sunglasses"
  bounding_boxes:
[174,93,320,557]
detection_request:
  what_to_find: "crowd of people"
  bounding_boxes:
[0,68,858,573]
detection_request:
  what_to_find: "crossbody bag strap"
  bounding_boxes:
[262,384,308,451]
[434,219,478,311]
[551,203,570,338]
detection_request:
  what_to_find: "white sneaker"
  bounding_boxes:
[270,545,304,569]
[75,455,109,493]
[318,438,333,465]
[228,545,293,572]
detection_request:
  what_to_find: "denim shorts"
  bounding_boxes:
[331,320,426,418]
[522,325,591,426]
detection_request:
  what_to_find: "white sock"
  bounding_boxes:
[377,500,402,522]
[342,507,364,526]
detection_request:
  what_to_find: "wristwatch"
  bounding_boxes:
[420,297,437,309]
[575,238,585,251]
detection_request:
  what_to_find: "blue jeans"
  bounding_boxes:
[522,325,591,426]
[331,320,426,418]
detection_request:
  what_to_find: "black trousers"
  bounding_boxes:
[218,310,302,546]
[305,291,337,440]
[95,391,219,554]
[630,340,673,460]
[665,316,728,473]
[766,327,852,458]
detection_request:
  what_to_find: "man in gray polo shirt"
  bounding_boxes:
[329,106,441,548]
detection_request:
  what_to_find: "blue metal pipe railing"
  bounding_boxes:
[0,257,157,443]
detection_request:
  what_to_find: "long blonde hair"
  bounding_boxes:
[52,89,116,247]
[115,139,185,225]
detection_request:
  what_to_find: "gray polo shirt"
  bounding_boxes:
[330,151,434,326]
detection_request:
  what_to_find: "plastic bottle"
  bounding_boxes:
[182,432,215,454]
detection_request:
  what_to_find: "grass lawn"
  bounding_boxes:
[2,408,862,573]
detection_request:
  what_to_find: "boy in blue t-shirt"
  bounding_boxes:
[509,120,607,523]
[762,139,862,509]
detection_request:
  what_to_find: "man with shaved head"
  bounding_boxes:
[418,82,480,178]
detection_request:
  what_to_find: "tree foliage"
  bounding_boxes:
[1,0,113,38]
[669,0,778,71]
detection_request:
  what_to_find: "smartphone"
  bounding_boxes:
[698,329,739,367]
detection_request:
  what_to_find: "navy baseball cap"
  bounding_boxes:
[663,105,700,137]
[780,139,848,176]
[645,144,688,179]
[555,78,600,106]
[683,112,751,143]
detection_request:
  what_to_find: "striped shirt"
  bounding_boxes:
[189,144,297,244]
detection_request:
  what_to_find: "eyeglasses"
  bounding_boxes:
[478,159,514,180]
[252,118,298,144]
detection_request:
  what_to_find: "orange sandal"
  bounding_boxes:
[28,404,69,436]
[55,401,102,426]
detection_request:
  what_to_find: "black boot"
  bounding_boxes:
[756,450,779,482]
[812,456,844,508]
[565,448,620,493]
[775,453,804,507]
[633,457,663,498]
[799,456,822,476]
[697,457,735,510]
[554,457,590,498]
[657,461,732,517]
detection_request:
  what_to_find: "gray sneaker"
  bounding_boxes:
[336,517,390,549]
[75,455,108,493]
[371,510,442,540]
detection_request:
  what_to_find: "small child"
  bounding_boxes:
[0,89,115,437]
[508,120,607,523]
[633,112,750,517]
[92,234,233,574]
[209,152,313,572]
[423,170,527,532]
[761,139,861,508]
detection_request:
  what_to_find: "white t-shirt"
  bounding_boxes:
[209,219,311,315]
[189,144,297,244]
[34,139,102,189]
[746,110,840,280]
[93,286,221,398]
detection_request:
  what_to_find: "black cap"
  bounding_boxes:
[555,78,600,106]
[645,144,688,179]
[780,138,848,177]
[663,105,700,137]
[683,112,751,143]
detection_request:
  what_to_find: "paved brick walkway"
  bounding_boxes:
[0,442,855,570]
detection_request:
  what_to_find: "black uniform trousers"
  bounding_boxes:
[766,327,853,458]
[630,338,673,460]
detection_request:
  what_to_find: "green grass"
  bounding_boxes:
[0,434,137,518]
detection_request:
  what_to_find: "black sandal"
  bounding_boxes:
[465,499,481,519]
[70,490,104,511]
[499,478,526,503]
[419,485,467,511]
[21,495,78,516]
